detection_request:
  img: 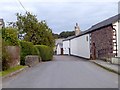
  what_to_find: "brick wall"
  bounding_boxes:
[91,25,115,60]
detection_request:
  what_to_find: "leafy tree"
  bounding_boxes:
[16,12,39,41]
[58,31,75,38]
[2,28,19,46]
[16,12,54,47]
[53,31,75,39]
[52,33,59,39]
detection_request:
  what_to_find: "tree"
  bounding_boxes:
[2,27,19,46]
[52,33,59,39]
[16,12,39,41]
[53,31,75,39]
[16,12,54,47]
[58,31,75,38]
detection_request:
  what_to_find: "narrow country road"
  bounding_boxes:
[2,55,118,88]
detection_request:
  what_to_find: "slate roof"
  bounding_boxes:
[63,14,120,41]
[83,14,120,34]
[63,35,76,41]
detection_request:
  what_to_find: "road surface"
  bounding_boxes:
[2,55,118,88]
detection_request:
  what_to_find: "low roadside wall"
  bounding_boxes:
[25,55,40,67]
[111,57,120,65]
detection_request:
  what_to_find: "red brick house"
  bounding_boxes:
[88,14,120,60]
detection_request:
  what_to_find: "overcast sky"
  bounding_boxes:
[0,0,119,34]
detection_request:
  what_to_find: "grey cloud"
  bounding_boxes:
[0,1,118,34]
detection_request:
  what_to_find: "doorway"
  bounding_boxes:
[61,48,63,55]
[69,48,71,55]
[91,42,96,60]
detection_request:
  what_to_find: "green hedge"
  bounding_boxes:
[35,45,53,61]
[20,41,39,65]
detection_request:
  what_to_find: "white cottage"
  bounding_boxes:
[56,43,63,55]
[55,38,64,55]
[63,36,74,55]
[63,40,70,55]
[63,33,90,59]
[70,34,90,59]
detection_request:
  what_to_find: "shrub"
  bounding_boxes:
[2,28,19,46]
[1,28,19,70]
[35,45,53,61]
[19,41,39,65]
[2,39,12,71]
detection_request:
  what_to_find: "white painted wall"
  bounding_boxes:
[56,45,61,55]
[71,34,90,58]
[63,40,70,54]
[113,21,120,57]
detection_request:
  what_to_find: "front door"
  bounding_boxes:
[69,48,71,55]
[91,42,96,60]
[61,48,63,55]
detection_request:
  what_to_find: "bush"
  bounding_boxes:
[19,41,39,65]
[1,28,19,70]
[35,45,53,61]
[2,28,19,46]
[2,39,12,71]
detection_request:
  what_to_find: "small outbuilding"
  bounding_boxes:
[56,43,63,55]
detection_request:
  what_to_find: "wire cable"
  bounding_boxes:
[17,0,27,12]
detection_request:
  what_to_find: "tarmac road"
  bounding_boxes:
[2,55,118,88]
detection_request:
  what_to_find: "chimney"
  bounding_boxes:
[75,23,80,36]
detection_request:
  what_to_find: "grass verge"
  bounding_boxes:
[0,65,26,77]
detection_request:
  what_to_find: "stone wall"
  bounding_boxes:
[25,55,40,67]
[111,57,120,65]
[91,25,115,60]
[5,46,20,68]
